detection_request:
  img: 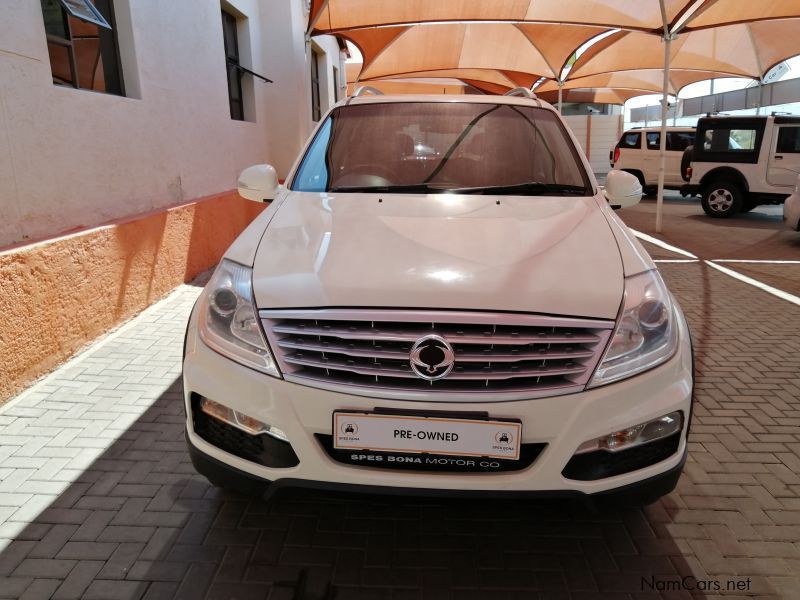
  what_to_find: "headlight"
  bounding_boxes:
[197,259,280,377]
[589,269,678,387]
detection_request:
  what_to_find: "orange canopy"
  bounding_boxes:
[310,0,690,34]
[568,19,800,81]
[310,0,800,35]
[536,69,749,97]
[345,22,610,83]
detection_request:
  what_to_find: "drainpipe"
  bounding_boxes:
[557,80,564,115]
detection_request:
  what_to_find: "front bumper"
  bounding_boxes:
[784,194,800,231]
[183,306,693,496]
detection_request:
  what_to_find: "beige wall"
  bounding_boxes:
[0,0,344,248]
[0,192,265,403]
[0,1,347,402]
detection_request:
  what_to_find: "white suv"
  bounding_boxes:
[183,92,694,506]
[681,115,800,217]
[610,127,695,194]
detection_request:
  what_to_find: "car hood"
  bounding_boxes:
[252,192,624,319]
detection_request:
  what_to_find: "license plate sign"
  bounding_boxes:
[333,412,521,460]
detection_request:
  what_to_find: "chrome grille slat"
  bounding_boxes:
[277,338,595,362]
[261,309,614,402]
[271,323,600,345]
[283,353,588,380]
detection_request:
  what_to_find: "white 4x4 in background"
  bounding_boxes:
[681,115,800,217]
[610,127,695,194]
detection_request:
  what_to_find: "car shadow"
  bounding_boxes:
[0,376,719,600]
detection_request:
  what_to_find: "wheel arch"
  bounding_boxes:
[699,167,749,193]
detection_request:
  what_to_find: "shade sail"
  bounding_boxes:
[309,0,692,34]
[345,22,611,83]
[536,87,658,105]
[679,0,800,31]
[569,20,800,81]
[536,69,750,96]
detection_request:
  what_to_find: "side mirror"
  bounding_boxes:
[603,169,642,209]
[238,164,279,202]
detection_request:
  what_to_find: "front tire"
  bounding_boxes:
[701,180,743,218]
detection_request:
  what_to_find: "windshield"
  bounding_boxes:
[291,102,590,195]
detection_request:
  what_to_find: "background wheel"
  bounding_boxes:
[701,180,742,218]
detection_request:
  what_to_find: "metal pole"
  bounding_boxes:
[656,0,672,234]
[756,80,762,115]
[656,34,672,234]
[557,81,563,114]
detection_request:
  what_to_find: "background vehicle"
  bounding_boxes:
[681,115,800,217]
[610,127,695,194]
[184,92,692,507]
[784,174,800,231]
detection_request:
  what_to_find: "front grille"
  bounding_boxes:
[261,309,614,401]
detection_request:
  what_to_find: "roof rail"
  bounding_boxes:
[504,87,538,100]
[352,86,384,97]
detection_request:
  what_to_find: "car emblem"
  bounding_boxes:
[409,335,455,381]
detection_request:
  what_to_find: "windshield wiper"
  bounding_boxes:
[449,182,589,196]
[328,183,453,193]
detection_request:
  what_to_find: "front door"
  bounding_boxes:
[767,125,800,188]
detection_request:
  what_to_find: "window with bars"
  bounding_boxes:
[221,7,272,122]
[222,9,244,121]
[40,0,124,96]
[311,49,321,122]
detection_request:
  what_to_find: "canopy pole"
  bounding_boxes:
[656,0,673,234]
[557,81,564,114]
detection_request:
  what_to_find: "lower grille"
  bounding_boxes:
[191,396,299,468]
[261,309,613,401]
[561,433,682,481]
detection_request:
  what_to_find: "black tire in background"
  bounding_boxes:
[680,145,694,182]
[701,180,743,218]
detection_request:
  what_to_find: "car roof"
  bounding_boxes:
[624,127,695,132]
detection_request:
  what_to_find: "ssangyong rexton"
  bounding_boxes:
[183,90,693,505]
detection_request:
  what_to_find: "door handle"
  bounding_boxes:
[775,155,784,160]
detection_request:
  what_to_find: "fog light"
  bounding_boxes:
[574,411,683,455]
[199,398,289,441]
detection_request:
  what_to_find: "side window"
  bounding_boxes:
[619,132,641,149]
[667,132,694,152]
[40,0,124,96]
[776,127,800,153]
[703,128,757,152]
[222,9,244,121]
[310,49,322,122]
[293,117,332,191]
[332,65,340,102]
[646,132,660,150]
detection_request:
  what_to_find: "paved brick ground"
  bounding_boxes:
[1,201,799,599]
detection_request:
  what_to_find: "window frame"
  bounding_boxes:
[221,8,244,121]
[310,48,322,122]
[619,132,642,149]
[41,0,125,96]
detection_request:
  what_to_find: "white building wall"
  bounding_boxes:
[564,114,624,176]
[0,0,339,247]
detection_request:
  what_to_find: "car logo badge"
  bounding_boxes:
[409,335,455,381]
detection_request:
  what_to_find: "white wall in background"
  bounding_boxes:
[0,0,341,247]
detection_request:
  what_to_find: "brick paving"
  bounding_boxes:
[1,202,800,599]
